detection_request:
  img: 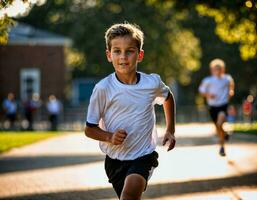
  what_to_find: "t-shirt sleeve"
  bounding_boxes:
[86,85,106,126]
[226,74,234,84]
[153,74,171,105]
[199,78,209,94]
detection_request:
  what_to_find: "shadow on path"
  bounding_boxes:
[145,171,257,198]
[157,133,257,147]
[0,154,104,174]
[1,172,256,200]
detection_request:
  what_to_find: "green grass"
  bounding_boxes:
[0,132,60,153]
[233,122,257,135]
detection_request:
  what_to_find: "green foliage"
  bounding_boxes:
[0,132,59,153]
[0,0,46,45]
[0,0,15,45]
[0,0,14,8]
[196,4,257,60]
[22,0,202,83]
[174,0,257,60]
[0,16,14,45]
[233,122,257,135]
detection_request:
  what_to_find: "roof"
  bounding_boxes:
[8,22,72,46]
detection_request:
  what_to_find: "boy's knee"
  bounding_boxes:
[218,111,226,118]
[120,174,146,200]
[121,190,139,200]
[217,112,226,124]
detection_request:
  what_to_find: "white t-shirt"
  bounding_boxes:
[199,74,233,106]
[86,72,170,160]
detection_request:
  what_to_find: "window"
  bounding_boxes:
[20,68,40,100]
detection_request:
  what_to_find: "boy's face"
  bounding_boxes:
[210,65,222,77]
[106,36,144,75]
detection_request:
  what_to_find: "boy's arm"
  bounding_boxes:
[85,85,128,145]
[199,79,215,99]
[200,92,216,99]
[85,126,127,145]
[162,92,176,151]
[229,77,235,98]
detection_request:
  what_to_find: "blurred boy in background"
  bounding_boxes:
[199,58,234,156]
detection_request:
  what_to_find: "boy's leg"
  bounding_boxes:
[209,107,222,140]
[216,111,227,156]
[120,152,158,199]
[120,174,146,200]
[104,156,126,198]
[216,111,226,145]
[105,152,158,199]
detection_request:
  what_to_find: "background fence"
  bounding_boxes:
[0,103,256,131]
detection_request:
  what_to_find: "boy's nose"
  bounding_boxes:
[120,54,127,60]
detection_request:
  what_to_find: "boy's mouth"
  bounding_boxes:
[119,63,129,67]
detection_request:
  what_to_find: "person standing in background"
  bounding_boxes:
[47,95,62,131]
[199,58,234,156]
[2,93,17,130]
[23,93,41,130]
[242,95,254,123]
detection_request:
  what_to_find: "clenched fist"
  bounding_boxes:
[163,132,176,151]
[110,129,127,145]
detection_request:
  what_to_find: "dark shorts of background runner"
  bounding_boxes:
[209,104,228,123]
[104,151,159,198]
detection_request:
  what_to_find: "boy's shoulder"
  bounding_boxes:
[94,73,114,90]
[223,74,233,81]
[140,72,162,85]
[202,76,213,83]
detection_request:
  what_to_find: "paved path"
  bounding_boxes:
[0,123,257,200]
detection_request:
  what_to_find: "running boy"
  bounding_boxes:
[199,58,234,156]
[85,23,176,200]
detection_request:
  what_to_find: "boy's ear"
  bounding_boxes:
[138,50,144,62]
[106,49,112,62]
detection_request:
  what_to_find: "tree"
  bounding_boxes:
[0,0,46,44]
[0,15,14,45]
[174,0,257,60]
[22,0,202,84]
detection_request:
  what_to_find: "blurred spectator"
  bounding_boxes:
[47,95,62,131]
[23,93,41,130]
[242,95,254,123]
[227,105,237,134]
[227,105,237,123]
[2,93,17,130]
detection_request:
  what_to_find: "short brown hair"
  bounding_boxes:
[209,58,225,69]
[105,23,144,51]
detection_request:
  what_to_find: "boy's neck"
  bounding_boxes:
[215,75,222,78]
[115,71,138,85]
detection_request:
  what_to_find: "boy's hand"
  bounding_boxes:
[162,131,176,151]
[207,93,216,99]
[229,90,234,99]
[110,129,127,145]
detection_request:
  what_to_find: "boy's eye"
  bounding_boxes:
[113,50,120,54]
[126,50,135,55]
[112,49,136,55]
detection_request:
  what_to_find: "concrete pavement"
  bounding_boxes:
[0,123,257,200]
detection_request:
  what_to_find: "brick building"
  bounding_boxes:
[0,22,71,103]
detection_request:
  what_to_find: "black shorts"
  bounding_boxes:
[209,104,228,123]
[104,151,159,198]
